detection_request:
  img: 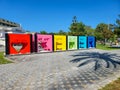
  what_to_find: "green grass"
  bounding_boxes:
[99,78,120,90]
[96,43,120,50]
[0,52,13,64]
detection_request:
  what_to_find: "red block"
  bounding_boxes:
[5,33,32,55]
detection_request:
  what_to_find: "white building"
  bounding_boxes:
[0,18,26,46]
[0,26,25,38]
[0,26,25,46]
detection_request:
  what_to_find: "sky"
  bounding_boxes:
[0,0,120,33]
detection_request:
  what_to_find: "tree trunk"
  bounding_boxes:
[104,38,106,45]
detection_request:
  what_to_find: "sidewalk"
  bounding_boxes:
[0,49,120,90]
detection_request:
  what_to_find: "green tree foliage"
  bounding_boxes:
[49,30,67,35]
[40,30,47,34]
[95,23,108,33]
[114,15,120,37]
[94,32,103,41]
[95,23,113,45]
[69,16,85,35]
[48,32,56,34]
[57,30,67,35]
[84,26,95,36]
[102,28,113,40]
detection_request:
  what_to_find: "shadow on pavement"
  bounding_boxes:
[70,51,120,70]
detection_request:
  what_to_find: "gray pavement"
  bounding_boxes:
[0,46,5,52]
[0,49,120,90]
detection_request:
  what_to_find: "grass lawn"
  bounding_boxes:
[99,78,120,90]
[0,52,12,64]
[96,43,120,50]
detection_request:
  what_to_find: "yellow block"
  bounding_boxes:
[54,35,66,51]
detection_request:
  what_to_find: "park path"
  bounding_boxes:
[0,49,120,90]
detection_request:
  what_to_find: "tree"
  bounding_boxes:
[102,28,113,42]
[95,23,113,45]
[84,26,95,36]
[95,23,108,33]
[40,30,47,34]
[94,32,104,41]
[114,14,120,37]
[57,30,67,35]
[48,32,56,34]
[69,16,85,35]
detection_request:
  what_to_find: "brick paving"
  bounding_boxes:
[0,49,120,90]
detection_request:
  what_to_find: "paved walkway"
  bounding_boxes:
[0,49,120,90]
[0,46,5,52]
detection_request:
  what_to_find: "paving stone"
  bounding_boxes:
[1,49,120,90]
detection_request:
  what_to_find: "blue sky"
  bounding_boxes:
[0,0,120,33]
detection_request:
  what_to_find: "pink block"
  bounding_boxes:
[37,34,53,52]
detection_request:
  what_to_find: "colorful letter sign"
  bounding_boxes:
[87,36,96,48]
[5,33,32,55]
[78,36,87,49]
[54,35,66,51]
[5,33,96,55]
[67,36,77,50]
[35,34,53,52]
